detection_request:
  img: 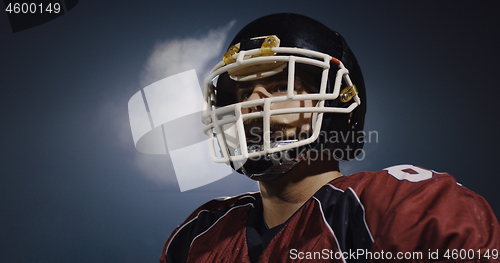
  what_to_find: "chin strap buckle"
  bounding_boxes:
[340,85,358,103]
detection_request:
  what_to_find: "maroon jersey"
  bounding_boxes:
[160,165,500,262]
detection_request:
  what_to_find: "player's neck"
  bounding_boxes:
[258,153,342,228]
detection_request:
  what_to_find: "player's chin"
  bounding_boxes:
[280,126,312,141]
[245,130,284,144]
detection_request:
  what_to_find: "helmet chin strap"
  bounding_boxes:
[233,140,313,181]
[233,130,343,181]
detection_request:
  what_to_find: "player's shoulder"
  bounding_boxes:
[328,164,468,209]
[162,192,260,263]
[182,191,260,224]
[163,192,260,254]
[332,164,457,192]
[329,165,500,255]
[329,164,491,216]
[205,191,260,210]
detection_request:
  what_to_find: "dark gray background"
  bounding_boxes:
[1,1,498,262]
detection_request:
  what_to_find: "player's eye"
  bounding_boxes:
[239,90,252,101]
[278,85,287,92]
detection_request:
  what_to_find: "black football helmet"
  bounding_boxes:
[202,13,366,180]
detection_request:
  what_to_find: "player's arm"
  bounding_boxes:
[371,170,500,262]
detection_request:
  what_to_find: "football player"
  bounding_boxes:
[161,13,500,262]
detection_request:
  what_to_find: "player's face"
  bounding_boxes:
[235,69,319,142]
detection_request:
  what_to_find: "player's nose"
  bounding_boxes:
[247,85,272,100]
[244,85,271,113]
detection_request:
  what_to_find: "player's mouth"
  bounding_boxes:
[244,123,291,144]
